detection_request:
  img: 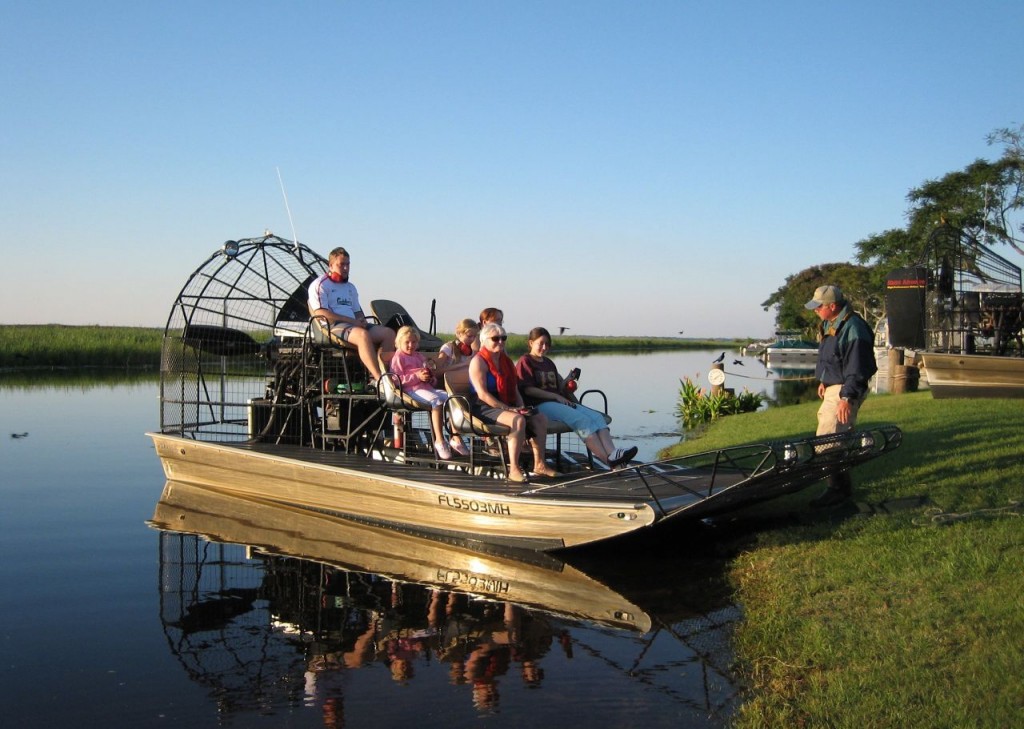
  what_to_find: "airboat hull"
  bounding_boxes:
[919,352,1024,398]
[149,425,902,552]
[764,343,818,368]
[150,432,659,551]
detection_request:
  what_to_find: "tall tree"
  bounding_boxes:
[761,262,879,336]
[854,228,921,279]
[983,124,1024,255]
[853,123,1024,273]
[765,124,1023,333]
[905,123,1024,258]
[906,158,1004,246]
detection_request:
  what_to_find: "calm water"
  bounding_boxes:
[0,350,810,728]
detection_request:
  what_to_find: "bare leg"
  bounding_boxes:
[588,428,635,467]
[496,411,527,480]
[584,432,613,464]
[345,327,383,381]
[430,407,445,444]
[528,413,557,476]
[370,324,396,353]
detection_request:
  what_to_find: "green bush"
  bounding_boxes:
[676,376,765,427]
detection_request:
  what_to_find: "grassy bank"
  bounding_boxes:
[0,325,164,368]
[0,324,744,368]
[667,391,1024,727]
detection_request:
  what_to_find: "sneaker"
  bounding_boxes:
[434,439,453,460]
[449,436,469,456]
[608,445,638,468]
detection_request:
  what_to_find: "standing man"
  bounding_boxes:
[308,246,395,384]
[805,284,878,507]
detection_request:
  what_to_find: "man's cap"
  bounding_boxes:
[805,285,843,310]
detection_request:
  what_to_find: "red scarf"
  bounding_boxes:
[478,348,518,405]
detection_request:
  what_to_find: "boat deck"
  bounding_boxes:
[200,439,751,506]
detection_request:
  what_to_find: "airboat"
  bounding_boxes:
[149,233,902,551]
[885,224,1024,398]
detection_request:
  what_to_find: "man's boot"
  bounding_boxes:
[811,471,852,508]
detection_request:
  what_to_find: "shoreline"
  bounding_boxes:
[667,392,1023,727]
[0,324,748,369]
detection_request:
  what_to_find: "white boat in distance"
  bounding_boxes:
[149,234,901,551]
[761,331,818,369]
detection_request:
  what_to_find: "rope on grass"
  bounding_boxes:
[912,498,1023,526]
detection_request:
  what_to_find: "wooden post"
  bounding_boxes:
[887,348,904,393]
[709,363,725,396]
[892,364,908,394]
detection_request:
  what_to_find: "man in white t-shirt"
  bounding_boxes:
[308,246,395,383]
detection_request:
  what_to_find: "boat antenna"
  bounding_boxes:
[276,166,300,254]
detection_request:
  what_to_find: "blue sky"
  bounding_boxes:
[2,1,1021,337]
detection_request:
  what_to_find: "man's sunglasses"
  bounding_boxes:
[489,335,508,342]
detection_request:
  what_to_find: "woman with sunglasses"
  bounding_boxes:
[468,323,558,482]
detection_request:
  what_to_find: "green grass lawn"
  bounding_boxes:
[668,391,1024,727]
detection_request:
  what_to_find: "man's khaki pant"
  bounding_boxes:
[816,384,862,436]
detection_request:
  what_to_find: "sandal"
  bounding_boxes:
[532,464,558,478]
[507,470,529,483]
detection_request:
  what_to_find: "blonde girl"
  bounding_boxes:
[390,326,468,459]
[437,318,479,370]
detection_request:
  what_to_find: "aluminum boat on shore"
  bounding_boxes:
[149,233,901,551]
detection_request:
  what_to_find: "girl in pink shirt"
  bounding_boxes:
[390,326,468,459]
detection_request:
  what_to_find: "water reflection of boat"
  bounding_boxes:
[149,234,901,551]
[767,366,821,407]
[149,480,651,631]
[148,482,741,721]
